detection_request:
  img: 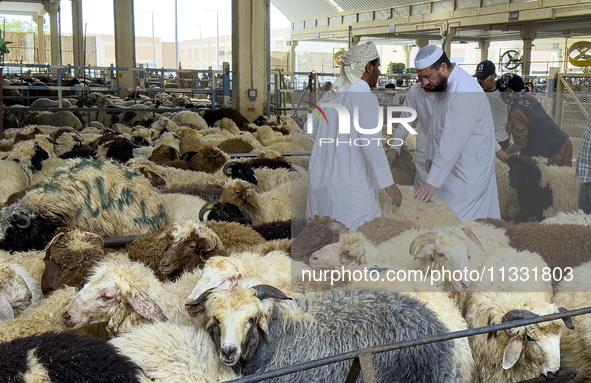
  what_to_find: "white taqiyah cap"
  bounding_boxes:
[414,45,444,70]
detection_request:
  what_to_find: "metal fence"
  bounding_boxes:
[555,74,591,157]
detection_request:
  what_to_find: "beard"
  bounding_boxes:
[424,76,448,92]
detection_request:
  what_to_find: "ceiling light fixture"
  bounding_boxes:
[328,0,344,12]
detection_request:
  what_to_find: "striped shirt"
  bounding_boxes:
[577,110,591,183]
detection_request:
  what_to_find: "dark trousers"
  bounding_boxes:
[579,182,591,214]
[498,138,510,150]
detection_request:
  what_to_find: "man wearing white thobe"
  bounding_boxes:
[413,45,501,221]
[305,42,402,231]
[388,83,434,189]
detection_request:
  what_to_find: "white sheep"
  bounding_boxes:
[161,193,207,224]
[542,210,591,225]
[554,260,591,371]
[110,321,238,383]
[0,259,32,321]
[0,159,30,205]
[62,255,202,337]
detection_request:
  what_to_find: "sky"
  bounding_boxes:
[50,0,291,41]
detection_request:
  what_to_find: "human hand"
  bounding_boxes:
[496,150,510,163]
[425,159,433,173]
[385,184,403,208]
[414,183,437,202]
[386,150,398,167]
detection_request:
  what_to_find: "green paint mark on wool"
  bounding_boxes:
[94,177,114,211]
[133,202,167,230]
[70,158,106,175]
[122,168,139,180]
[80,180,101,218]
[117,187,135,210]
[43,182,62,193]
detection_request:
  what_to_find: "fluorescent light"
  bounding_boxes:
[328,0,344,12]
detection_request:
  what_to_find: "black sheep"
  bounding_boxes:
[506,155,553,222]
[202,107,250,130]
[223,162,258,185]
[0,332,146,383]
[199,202,252,226]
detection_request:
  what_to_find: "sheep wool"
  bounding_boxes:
[0,158,167,251]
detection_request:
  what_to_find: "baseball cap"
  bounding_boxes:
[474,60,496,80]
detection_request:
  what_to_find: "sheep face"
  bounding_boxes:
[41,229,105,296]
[187,146,227,174]
[223,162,258,185]
[498,312,563,379]
[0,261,32,310]
[185,257,243,305]
[62,262,167,331]
[309,230,373,269]
[189,286,286,366]
[219,181,260,212]
[0,204,63,252]
[409,227,484,293]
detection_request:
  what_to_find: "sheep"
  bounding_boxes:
[0,259,33,321]
[219,179,291,225]
[464,291,571,382]
[203,220,266,251]
[0,331,149,383]
[222,162,258,185]
[157,221,227,280]
[185,251,292,305]
[187,286,469,382]
[477,219,591,274]
[5,138,54,179]
[217,137,254,154]
[202,107,250,130]
[555,260,591,372]
[62,256,202,337]
[171,110,208,130]
[506,155,580,222]
[40,228,106,296]
[0,250,45,282]
[0,158,30,205]
[199,201,254,226]
[0,286,109,343]
[379,185,461,229]
[0,158,168,252]
[213,118,242,135]
[109,321,238,383]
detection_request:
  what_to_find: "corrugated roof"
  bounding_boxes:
[271,0,421,21]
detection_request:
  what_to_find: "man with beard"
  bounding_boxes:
[413,45,500,222]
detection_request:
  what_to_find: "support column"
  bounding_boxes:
[442,27,456,57]
[71,0,83,70]
[416,38,429,49]
[113,0,136,94]
[289,40,298,80]
[231,0,269,121]
[44,1,60,68]
[403,44,412,69]
[34,15,45,64]
[478,38,490,61]
[521,30,537,77]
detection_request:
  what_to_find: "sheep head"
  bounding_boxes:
[0,260,32,311]
[291,217,349,263]
[62,257,167,335]
[408,227,484,292]
[0,202,64,252]
[41,228,106,296]
[185,285,290,366]
[219,180,260,213]
[158,222,226,278]
[187,146,228,174]
[223,162,258,186]
[495,306,571,379]
[309,230,376,270]
[199,202,253,226]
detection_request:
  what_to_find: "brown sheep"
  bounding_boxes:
[126,227,172,281]
[203,220,266,251]
[41,228,106,297]
[157,222,226,279]
[185,145,229,174]
[148,145,181,166]
[217,137,254,154]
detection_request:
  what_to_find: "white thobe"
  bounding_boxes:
[306,80,395,231]
[425,65,501,221]
[393,83,434,189]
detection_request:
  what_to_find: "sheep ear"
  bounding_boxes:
[258,318,270,343]
[127,294,168,321]
[0,294,14,322]
[206,317,216,331]
[502,336,523,370]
